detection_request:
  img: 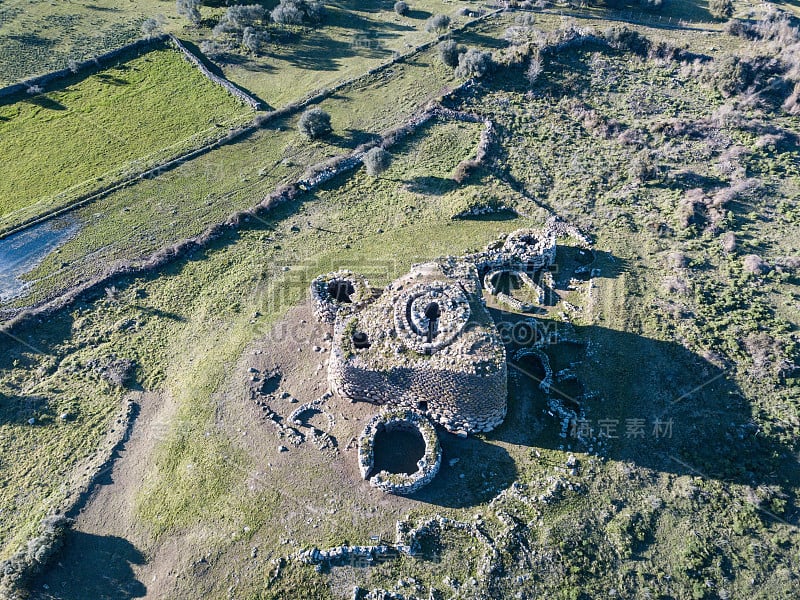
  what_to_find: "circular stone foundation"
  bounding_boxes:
[392,282,471,355]
[310,270,372,324]
[358,410,441,495]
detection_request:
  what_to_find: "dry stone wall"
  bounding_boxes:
[319,259,508,435]
[357,409,441,495]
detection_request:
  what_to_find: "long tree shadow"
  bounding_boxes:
[30,532,146,599]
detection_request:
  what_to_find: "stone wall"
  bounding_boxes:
[323,260,508,435]
[168,35,262,109]
[357,409,441,495]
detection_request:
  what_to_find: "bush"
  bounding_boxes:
[363,147,391,176]
[721,232,736,252]
[176,0,201,25]
[271,0,325,25]
[743,254,768,274]
[455,48,493,78]
[452,159,480,184]
[425,14,451,33]
[603,26,651,56]
[438,39,465,68]
[515,13,536,27]
[0,515,73,594]
[526,56,543,85]
[394,1,409,16]
[141,17,162,38]
[242,26,269,54]
[709,0,734,20]
[214,4,266,35]
[298,107,332,138]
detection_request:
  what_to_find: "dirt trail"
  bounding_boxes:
[32,390,179,599]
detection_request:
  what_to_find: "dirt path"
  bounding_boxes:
[32,390,179,599]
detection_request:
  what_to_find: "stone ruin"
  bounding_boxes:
[357,409,441,495]
[309,228,557,494]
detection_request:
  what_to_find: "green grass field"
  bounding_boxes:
[0,0,173,85]
[0,45,253,228]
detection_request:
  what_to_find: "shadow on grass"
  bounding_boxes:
[406,9,433,20]
[484,308,800,524]
[325,128,382,149]
[23,95,67,111]
[30,532,146,599]
[404,175,457,195]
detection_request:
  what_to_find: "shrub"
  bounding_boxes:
[298,107,332,138]
[0,515,73,594]
[784,83,800,114]
[242,26,269,54]
[141,17,162,38]
[721,232,736,252]
[526,56,543,85]
[713,56,752,97]
[214,4,266,35]
[455,48,493,78]
[743,332,791,379]
[515,13,536,27]
[452,159,480,184]
[176,0,201,25]
[363,147,391,176]
[394,1,409,16]
[709,0,734,20]
[667,252,688,269]
[603,26,651,56]
[438,39,464,68]
[271,0,325,25]
[678,188,708,229]
[425,14,451,33]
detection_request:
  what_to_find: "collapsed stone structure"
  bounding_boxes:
[358,409,441,495]
[309,228,557,494]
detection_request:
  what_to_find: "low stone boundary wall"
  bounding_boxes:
[0,35,170,99]
[168,35,262,110]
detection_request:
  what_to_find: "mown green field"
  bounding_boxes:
[0,45,253,228]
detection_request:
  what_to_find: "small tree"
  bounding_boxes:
[526,56,543,84]
[394,1,409,16]
[141,17,163,38]
[425,14,451,33]
[271,0,325,25]
[455,48,493,78]
[214,4,266,35]
[709,0,733,20]
[438,39,464,68]
[363,147,391,177]
[298,107,332,139]
[242,26,269,54]
[176,0,201,26]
